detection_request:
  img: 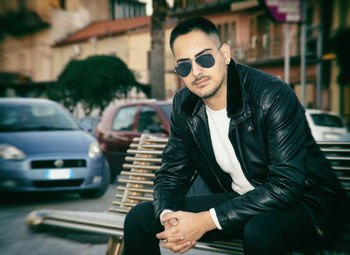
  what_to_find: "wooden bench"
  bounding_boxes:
[27,135,350,255]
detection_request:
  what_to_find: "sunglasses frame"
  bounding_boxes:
[174,45,223,78]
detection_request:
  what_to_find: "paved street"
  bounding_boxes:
[0,183,214,255]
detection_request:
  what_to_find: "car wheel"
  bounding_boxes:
[80,161,111,199]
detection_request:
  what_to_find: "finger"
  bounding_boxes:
[156,231,167,240]
[168,217,178,226]
[171,241,192,253]
[163,221,173,229]
[159,235,184,247]
[179,241,196,254]
[166,235,184,243]
[162,211,181,222]
[159,235,185,250]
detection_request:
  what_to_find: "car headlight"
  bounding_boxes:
[88,141,101,159]
[0,144,26,160]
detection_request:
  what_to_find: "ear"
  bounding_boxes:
[220,43,231,64]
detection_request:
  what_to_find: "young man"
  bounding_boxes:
[124,17,349,255]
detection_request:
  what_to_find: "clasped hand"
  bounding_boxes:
[156,210,215,254]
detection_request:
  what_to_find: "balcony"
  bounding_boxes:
[230,33,300,66]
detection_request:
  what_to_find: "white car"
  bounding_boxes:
[305,109,349,141]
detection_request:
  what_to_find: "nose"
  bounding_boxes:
[191,61,203,77]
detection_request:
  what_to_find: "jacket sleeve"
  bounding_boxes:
[214,80,309,234]
[153,93,196,220]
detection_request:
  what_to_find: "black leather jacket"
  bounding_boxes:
[153,60,348,235]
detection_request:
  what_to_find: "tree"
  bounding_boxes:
[49,55,140,115]
[331,28,350,116]
[150,0,168,100]
[332,28,350,86]
[0,8,50,40]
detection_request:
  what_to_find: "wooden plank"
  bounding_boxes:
[125,156,162,163]
[116,186,153,193]
[118,179,153,185]
[126,149,162,155]
[120,171,155,178]
[122,164,160,171]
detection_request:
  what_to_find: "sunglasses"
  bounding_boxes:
[174,45,222,78]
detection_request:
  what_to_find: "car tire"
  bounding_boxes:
[79,160,111,199]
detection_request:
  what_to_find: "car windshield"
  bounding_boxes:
[311,113,344,128]
[159,104,172,121]
[0,102,79,132]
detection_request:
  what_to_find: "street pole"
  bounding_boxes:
[316,25,323,109]
[284,23,290,84]
[300,0,307,107]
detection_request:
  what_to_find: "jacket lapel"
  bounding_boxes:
[183,99,234,192]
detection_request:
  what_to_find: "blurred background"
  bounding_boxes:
[0,0,349,122]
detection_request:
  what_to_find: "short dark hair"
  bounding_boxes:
[169,17,221,51]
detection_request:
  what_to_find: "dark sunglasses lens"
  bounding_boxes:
[175,62,192,77]
[196,54,215,68]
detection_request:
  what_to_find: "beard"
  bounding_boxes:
[191,75,224,100]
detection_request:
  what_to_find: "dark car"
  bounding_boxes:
[96,101,172,180]
[0,98,110,198]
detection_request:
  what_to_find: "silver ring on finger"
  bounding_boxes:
[161,239,168,243]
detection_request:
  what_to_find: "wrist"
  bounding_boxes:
[199,211,216,232]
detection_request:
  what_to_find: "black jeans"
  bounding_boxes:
[123,193,324,255]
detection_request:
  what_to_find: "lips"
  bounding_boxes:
[194,77,210,87]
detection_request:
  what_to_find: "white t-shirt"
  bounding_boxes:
[160,106,255,230]
[206,106,254,229]
[206,106,254,195]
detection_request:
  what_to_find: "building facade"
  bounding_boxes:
[170,0,349,124]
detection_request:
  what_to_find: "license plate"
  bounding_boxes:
[46,169,72,180]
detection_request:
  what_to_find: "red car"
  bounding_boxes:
[96,101,172,181]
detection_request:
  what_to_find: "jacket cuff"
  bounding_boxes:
[209,208,222,230]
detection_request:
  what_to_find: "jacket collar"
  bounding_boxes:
[179,59,247,120]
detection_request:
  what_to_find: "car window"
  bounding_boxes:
[0,103,79,132]
[112,106,137,131]
[159,104,172,121]
[311,114,344,128]
[137,106,162,132]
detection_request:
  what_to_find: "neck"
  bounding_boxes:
[203,80,227,111]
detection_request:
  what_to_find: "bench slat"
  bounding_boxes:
[120,171,155,178]
[125,156,162,163]
[122,164,160,171]
[116,186,153,193]
[115,194,153,201]
[130,144,166,149]
[112,201,139,207]
[108,207,130,214]
[118,179,153,185]
[326,156,350,161]
[126,149,163,155]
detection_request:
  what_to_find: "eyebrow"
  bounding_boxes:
[176,48,212,63]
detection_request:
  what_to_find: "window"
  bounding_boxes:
[311,114,345,128]
[137,106,162,132]
[0,103,79,132]
[112,106,137,131]
[60,0,66,9]
[159,104,172,121]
